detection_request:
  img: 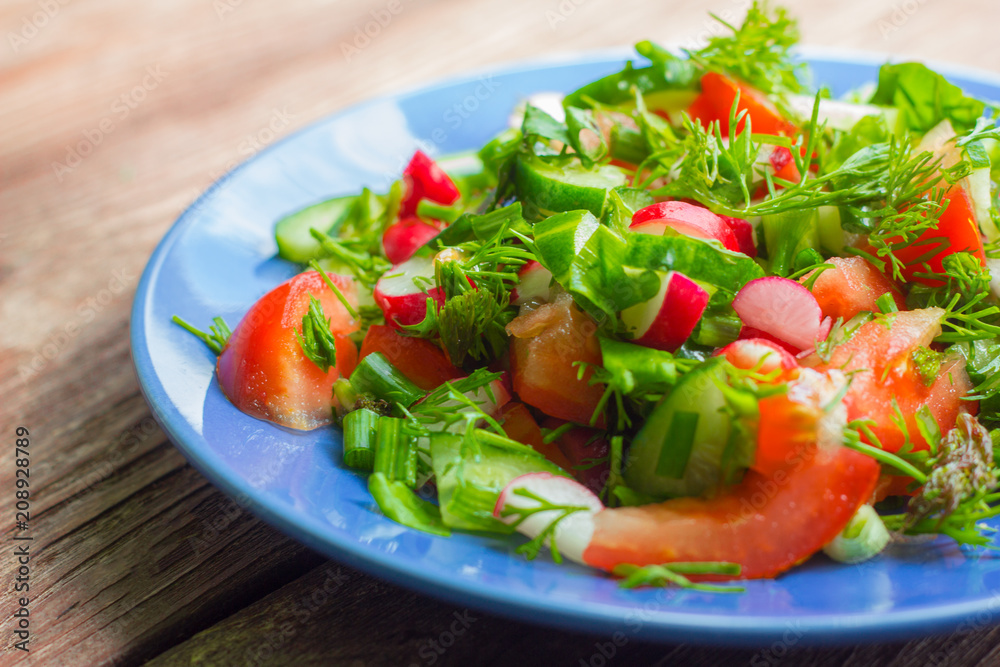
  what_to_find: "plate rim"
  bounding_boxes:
[130,48,1000,647]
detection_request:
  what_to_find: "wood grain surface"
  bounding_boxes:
[4,0,1000,665]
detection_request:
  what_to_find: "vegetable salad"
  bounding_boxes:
[175,3,1000,590]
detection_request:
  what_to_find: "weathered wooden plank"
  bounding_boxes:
[145,558,1000,667]
[4,0,1000,664]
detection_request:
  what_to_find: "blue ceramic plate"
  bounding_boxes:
[131,49,1000,646]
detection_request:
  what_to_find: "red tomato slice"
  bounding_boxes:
[809,308,974,453]
[892,183,986,286]
[688,72,797,138]
[506,294,606,425]
[358,324,461,391]
[217,271,360,430]
[583,442,879,579]
[542,418,610,495]
[803,256,905,321]
[498,402,575,472]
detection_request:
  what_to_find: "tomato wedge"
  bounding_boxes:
[542,418,610,495]
[892,183,985,286]
[217,271,360,430]
[583,443,879,579]
[687,71,797,138]
[358,324,461,391]
[506,294,606,425]
[803,256,905,321]
[498,402,575,471]
[808,308,973,453]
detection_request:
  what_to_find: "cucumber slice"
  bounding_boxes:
[515,153,627,218]
[430,433,567,532]
[762,208,820,276]
[817,205,845,254]
[274,195,355,263]
[785,95,901,134]
[624,358,735,499]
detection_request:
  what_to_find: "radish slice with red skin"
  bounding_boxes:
[630,202,740,252]
[493,472,602,563]
[382,218,442,265]
[620,271,708,352]
[399,150,460,218]
[732,277,828,351]
[737,326,801,354]
[512,261,553,306]
[373,255,445,328]
[419,376,512,434]
[718,215,756,257]
[716,338,799,379]
[769,146,793,172]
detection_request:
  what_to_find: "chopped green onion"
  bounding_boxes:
[368,472,450,536]
[875,292,899,314]
[822,504,891,564]
[349,352,425,407]
[343,408,380,470]
[374,416,419,488]
[172,315,231,355]
[654,411,699,478]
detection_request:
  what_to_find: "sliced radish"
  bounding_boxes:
[512,261,553,306]
[374,255,444,328]
[732,277,829,352]
[716,338,799,379]
[382,217,442,265]
[493,472,603,563]
[737,326,801,355]
[399,150,460,218]
[630,202,740,253]
[419,376,513,435]
[718,215,756,258]
[620,271,708,352]
[769,145,793,172]
[467,376,512,418]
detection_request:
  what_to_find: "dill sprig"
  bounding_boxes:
[845,414,1000,547]
[613,562,745,593]
[172,315,232,355]
[294,295,338,372]
[499,487,591,564]
[908,252,1000,343]
[684,2,806,95]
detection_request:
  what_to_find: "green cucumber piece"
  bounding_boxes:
[430,432,567,533]
[515,153,627,218]
[275,195,355,263]
[816,205,846,255]
[762,208,820,276]
[623,358,734,498]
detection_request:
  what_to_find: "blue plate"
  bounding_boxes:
[131,50,1000,646]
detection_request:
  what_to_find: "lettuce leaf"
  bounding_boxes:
[870,62,985,134]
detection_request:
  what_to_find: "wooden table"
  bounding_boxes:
[5,0,1000,664]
